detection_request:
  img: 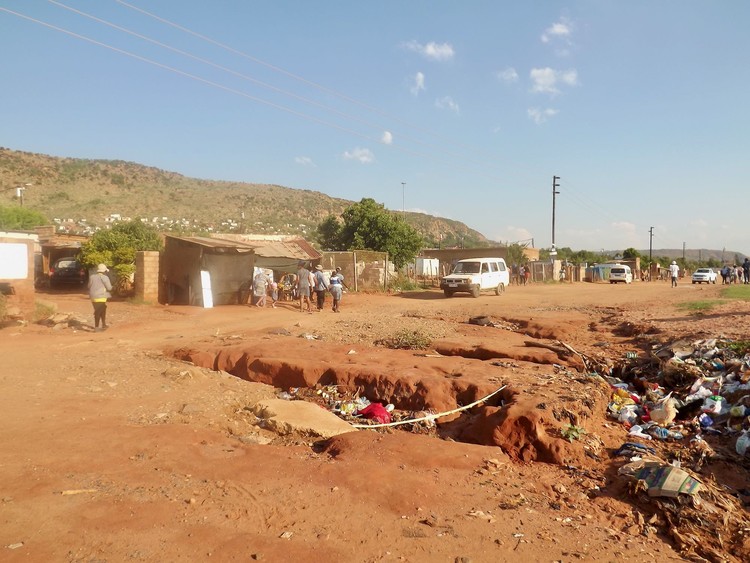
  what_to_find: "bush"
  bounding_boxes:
[375,329,432,350]
[32,301,56,322]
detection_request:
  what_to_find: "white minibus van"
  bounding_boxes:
[440,257,510,297]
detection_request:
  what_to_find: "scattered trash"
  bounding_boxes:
[619,460,702,497]
[60,489,98,496]
[736,431,750,456]
[357,403,392,424]
[606,337,750,449]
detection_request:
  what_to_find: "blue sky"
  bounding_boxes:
[1,1,748,252]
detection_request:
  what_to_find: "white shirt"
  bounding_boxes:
[669,263,679,277]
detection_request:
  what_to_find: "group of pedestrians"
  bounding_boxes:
[720,259,750,284]
[511,264,532,285]
[251,262,347,312]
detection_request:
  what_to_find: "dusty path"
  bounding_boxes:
[1,280,748,561]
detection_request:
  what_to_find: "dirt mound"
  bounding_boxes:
[438,387,578,464]
[170,339,505,413]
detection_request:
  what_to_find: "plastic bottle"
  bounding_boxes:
[736,432,750,457]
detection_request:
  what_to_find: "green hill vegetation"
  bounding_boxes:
[0,147,489,248]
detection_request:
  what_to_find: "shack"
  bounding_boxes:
[161,235,255,306]
[211,234,321,273]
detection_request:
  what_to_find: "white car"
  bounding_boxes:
[692,268,717,284]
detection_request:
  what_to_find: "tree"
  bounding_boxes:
[0,205,48,230]
[505,242,528,266]
[317,198,423,268]
[623,247,641,260]
[79,220,162,294]
[315,215,342,250]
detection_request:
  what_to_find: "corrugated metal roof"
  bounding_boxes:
[165,235,256,251]
[210,234,321,260]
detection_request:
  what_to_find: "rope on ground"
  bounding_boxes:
[350,385,507,429]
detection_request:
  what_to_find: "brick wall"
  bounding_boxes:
[135,251,160,303]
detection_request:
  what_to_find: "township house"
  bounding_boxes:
[160,234,320,307]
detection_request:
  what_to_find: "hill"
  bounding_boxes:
[0,147,489,248]
[637,249,747,264]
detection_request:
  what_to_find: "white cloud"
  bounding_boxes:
[435,96,460,114]
[496,67,519,84]
[342,147,375,164]
[410,71,425,96]
[294,156,315,167]
[527,107,558,124]
[502,226,534,243]
[541,19,572,44]
[611,221,637,233]
[381,131,393,145]
[530,67,578,95]
[403,40,455,61]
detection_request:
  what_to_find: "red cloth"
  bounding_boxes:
[357,403,391,424]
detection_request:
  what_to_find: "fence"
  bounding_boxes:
[319,251,390,291]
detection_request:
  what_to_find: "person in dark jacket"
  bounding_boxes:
[313,265,329,311]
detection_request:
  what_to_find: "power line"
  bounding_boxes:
[5,4,542,190]
[111,0,534,171]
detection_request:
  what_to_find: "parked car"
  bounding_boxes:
[440,257,509,298]
[692,268,717,284]
[49,256,87,288]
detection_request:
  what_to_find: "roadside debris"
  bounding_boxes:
[604,336,750,560]
[605,337,750,458]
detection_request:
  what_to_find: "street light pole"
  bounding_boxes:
[551,176,560,250]
[401,182,406,215]
[15,183,32,207]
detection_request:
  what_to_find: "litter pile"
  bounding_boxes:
[613,442,749,560]
[606,337,750,455]
[604,337,750,560]
[276,385,438,435]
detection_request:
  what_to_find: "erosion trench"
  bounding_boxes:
[170,331,611,466]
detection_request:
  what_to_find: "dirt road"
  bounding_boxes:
[2,280,748,561]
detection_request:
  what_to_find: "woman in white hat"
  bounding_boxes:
[88,264,113,331]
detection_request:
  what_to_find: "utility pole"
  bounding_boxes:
[401,182,406,215]
[551,176,560,251]
[649,226,654,262]
[682,242,686,261]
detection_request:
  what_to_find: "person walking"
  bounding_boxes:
[329,266,347,312]
[88,263,113,332]
[313,265,329,311]
[270,281,279,308]
[721,264,730,285]
[252,270,270,307]
[669,260,680,287]
[296,261,313,313]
